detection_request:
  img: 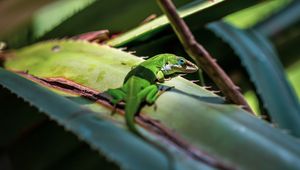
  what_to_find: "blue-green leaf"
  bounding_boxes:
[0,68,183,170]
[208,21,300,137]
[3,40,300,170]
[254,0,300,36]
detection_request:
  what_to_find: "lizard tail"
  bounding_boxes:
[124,97,143,137]
[124,98,176,170]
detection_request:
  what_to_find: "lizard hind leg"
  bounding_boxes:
[138,85,159,105]
[148,85,174,111]
[106,88,126,115]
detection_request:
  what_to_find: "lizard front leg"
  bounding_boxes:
[106,88,126,114]
[137,85,159,104]
[137,85,162,111]
[156,70,165,83]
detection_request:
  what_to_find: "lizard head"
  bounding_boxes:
[160,54,198,76]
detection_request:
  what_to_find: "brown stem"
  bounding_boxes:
[156,0,254,114]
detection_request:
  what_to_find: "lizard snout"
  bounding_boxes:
[184,60,198,73]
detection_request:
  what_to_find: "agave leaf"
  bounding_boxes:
[38,0,194,42]
[254,0,300,36]
[4,0,260,48]
[225,0,291,29]
[106,0,262,47]
[32,0,97,39]
[0,0,63,38]
[0,86,46,147]
[4,0,193,48]
[0,67,214,170]
[1,41,215,169]
[207,21,300,137]
[2,40,300,169]
[287,60,300,98]
[2,0,96,48]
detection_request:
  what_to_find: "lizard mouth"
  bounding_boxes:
[183,60,198,73]
[162,60,198,74]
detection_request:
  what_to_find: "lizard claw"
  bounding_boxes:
[157,86,174,97]
[164,86,175,91]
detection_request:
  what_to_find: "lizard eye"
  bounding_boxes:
[178,58,185,65]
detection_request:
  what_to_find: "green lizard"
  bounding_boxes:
[106,53,198,168]
[106,53,198,134]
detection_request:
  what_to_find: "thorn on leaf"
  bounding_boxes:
[52,45,61,52]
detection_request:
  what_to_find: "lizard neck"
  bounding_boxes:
[124,65,160,84]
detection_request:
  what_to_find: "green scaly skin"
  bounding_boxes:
[106,53,198,169]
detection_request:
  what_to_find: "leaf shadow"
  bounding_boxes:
[159,85,226,105]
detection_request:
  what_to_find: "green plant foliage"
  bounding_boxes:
[208,22,300,137]
[0,84,120,170]
[2,40,300,169]
[1,41,215,170]
[225,0,291,29]
[254,1,300,36]
[287,60,300,99]
[2,0,262,48]
[3,0,194,48]
[0,67,181,170]
[2,0,300,169]
[38,0,194,42]
[106,0,262,47]
[244,90,260,115]
[32,0,97,39]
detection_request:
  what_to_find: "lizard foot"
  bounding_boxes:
[158,86,175,96]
